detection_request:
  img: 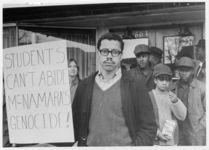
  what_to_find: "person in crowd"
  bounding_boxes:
[68,58,80,103]
[175,46,201,81]
[131,44,155,91]
[149,63,186,146]
[171,57,206,145]
[176,46,194,60]
[72,32,157,146]
[149,47,163,67]
[195,39,205,82]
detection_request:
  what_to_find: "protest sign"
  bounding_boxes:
[3,40,74,144]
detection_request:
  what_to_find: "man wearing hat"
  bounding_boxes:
[131,44,155,91]
[195,39,205,82]
[149,63,186,146]
[149,47,163,67]
[170,57,206,145]
[196,39,205,62]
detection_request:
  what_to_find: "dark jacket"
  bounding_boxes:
[170,79,206,145]
[130,66,155,91]
[72,70,157,146]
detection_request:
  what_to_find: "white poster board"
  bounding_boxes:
[122,38,149,59]
[3,40,74,144]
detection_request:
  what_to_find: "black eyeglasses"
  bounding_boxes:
[98,48,122,57]
[157,76,172,81]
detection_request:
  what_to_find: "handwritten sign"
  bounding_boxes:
[3,40,74,144]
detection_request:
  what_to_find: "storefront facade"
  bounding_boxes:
[3,2,205,78]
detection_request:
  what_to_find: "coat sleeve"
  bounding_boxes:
[134,79,157,146]
[170,97,187,121]
[72,82,83,142]
[199,82,206,128]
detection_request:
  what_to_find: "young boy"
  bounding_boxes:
[149,63,187,145]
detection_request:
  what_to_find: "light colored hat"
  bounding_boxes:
[134,44,150,56]
[176,57,194,68]
[153,63,172,77]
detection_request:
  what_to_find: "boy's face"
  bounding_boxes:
[154,75,171,91]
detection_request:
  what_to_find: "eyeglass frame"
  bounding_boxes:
[98,48,122,57]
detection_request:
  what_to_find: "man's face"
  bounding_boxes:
[136,53,150,69]
[154,75,171,92]
[178,67,194,82]
[196,46,205,61]
[98,39,122,72]
[149,54,160,66]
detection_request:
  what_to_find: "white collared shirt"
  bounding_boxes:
[95,68,122,91]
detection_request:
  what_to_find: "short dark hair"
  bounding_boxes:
[97,32,124,51]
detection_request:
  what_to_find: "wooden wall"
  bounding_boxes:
[108,23,204,51]
[148,24,204,49]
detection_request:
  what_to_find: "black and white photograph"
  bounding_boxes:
[2,0,207,148]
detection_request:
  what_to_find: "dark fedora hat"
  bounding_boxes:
[150,47,163,59]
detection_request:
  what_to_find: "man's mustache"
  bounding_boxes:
[103,60,115,64]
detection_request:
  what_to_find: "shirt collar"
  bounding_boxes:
[97,68,122,82]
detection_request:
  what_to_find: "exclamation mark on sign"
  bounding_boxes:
[67,112,70,128]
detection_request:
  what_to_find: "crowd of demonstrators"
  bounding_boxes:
[171,57,206,145]
[130,44,155,91]
[2,31,206,147]
[149,64,187,146]
[72,33,157,146]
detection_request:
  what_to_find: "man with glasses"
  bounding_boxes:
[131,44,155,91]
[72,32,157,146]
[171,57,206,145]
